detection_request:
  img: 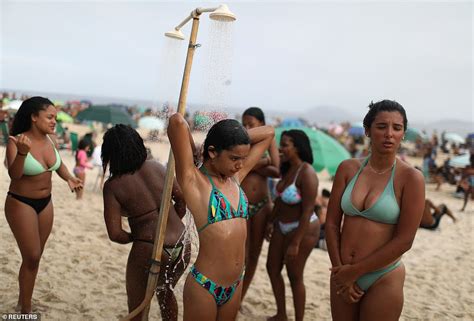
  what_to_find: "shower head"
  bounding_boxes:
[164,29,185,40]
[209,4,236,22]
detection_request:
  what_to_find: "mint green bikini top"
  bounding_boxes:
[23,136,61,176]
[341,158,400,224]
[197,166,249,233]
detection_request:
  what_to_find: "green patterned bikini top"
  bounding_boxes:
[197,167,249,233]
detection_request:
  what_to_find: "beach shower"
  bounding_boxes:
[120,5,236,321]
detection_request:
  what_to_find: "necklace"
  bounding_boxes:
[368,160,394,175]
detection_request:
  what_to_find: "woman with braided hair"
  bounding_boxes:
[101,124,190,321]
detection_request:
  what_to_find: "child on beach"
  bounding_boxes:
[73,139,93,200]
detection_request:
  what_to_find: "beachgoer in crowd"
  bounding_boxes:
[315,188,331,250]
[266,129,320,321]
[167,113,274,321]
[73,139,93,200]
[419,199,456,230]
[461,153,474,211]
[102,125,189,321]
[5,97,83,313]
[240,107,280,301]
[326,100,425,321]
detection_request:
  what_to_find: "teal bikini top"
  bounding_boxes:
[341,158,400,224]
[198,167,249,233]
[23,136,61,176]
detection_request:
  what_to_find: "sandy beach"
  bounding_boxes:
[0,129,473,321]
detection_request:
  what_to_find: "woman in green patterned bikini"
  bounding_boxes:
[326,100,425,321]
[240,107,280,301]
[168,113,274,321]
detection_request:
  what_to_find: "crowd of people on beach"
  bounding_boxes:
[3,95,473,321]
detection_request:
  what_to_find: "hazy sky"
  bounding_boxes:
[1,0,472,123]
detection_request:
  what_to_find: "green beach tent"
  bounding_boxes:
[275,127,350,176]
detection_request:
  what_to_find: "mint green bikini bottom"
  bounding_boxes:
[356,260,401,291]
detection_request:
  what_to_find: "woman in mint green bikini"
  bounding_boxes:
[168,113,274,321]
[326,100,425,321]
[5,97,83,313]
[241,107,280,301]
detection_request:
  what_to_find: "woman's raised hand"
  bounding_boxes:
[9,135,32,155]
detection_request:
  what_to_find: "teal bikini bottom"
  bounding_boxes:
[190,265,244,306]
[356,260,401,291]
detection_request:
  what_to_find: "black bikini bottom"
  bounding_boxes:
[7,192,52,215]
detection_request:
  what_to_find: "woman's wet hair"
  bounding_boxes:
[101,124,147,177]
[11,96,54,136]
[203,119,250,160]
[363,100,408,132]
[243,107,265,124]
[281,129,313,175]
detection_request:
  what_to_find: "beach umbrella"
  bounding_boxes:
[404,127,428,142]
[280,118,304,128]
[138,116,166,130]
[348,122,365,137]
[76,105,137,128]
[56,111,74,123]
[275,127,350,176]
[3,99,23,111]
[444,132,465,145]
[449,153,470,168]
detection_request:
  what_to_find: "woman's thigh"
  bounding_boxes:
[285,222,319,280]
[359,263,405,321]
[183,273,217,321]
[126,243,152,309]
[217,281,243,321]
[37,201,54,251]
[5,197,42,260]
[330,278,359,321]
[267,226,286,273]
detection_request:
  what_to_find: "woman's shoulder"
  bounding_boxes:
[338,158,365,173]
[396,158,424,184]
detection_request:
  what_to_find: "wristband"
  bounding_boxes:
[17,151,28,156]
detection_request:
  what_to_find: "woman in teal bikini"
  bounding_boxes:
[5,97,83,313]
[241,107,280,301]
[326,100,425,321]
[266,129,320,321]
[168,113,274,321]
[101,125,189,321]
